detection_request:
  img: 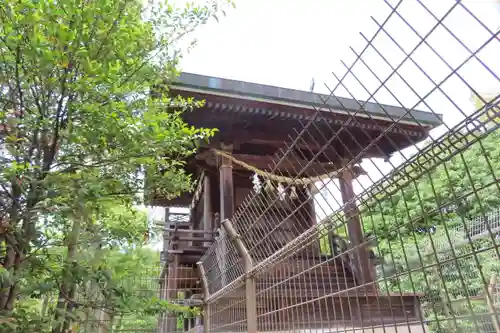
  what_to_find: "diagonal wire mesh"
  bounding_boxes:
[197,0,500,332]
[201,232,245,295]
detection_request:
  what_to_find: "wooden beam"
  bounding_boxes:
[196,126,397,160]
[155,221,190,228]
[213,129,324,151]
[163,228,215,235]
[164,236,212,242]
[150,191,192,206]
[203,174,213,247]
[199,151,341,177]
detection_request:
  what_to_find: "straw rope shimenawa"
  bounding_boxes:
[211,148,367,186]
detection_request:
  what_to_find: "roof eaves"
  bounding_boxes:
[172,72,443,128]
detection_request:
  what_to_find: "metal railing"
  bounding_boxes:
[196,1,500,332]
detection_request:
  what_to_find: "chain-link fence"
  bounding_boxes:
[195,0,500,332]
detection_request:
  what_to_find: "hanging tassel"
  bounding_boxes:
[277,183,286,201]
[289,186,298,200]
[305,186,311,197]
[252,173,262,193]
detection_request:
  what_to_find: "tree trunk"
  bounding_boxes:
[97,309,111,333]
[82,281,97,333]
[52,197,83,333]
[0,234,17,309]
[61,282,78,333]
[82,241,104,333]
[0,180,21,311]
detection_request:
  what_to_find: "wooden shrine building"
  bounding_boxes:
[150,73,443,333]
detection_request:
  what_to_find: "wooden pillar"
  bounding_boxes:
[158,274,168,332]
[219,144,234,221]
[213,213,220,235]
[187,205,194,248]
[162,208,172,299]
[293,185,318,253]
[203,174,213,248]
[158,208,170,333]
[301,184,320,256]
[163,207,171,253]
[165,255,179,332]
[187,227,194,247]
[189,315,195,332]
[218,144,234,288]
[306,184,317,227]
[183,290,193,332]
[338,164,373,285]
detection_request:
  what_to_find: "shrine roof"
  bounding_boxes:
[170,72,443,127]
[147,73,444,207]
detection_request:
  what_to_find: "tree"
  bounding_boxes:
[2,197,195,333]
[0,0,232,331]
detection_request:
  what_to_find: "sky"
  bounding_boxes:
[149,0,500,226]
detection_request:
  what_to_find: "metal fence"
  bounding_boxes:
[78,264,163,333]
[197,0,500,332]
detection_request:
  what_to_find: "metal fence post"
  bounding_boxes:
[197,262,211,333]
[221,219,257,333]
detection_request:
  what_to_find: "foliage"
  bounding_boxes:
[3,241,176,332]
[361,128,500,240]
[0,0,233,331]
[321,115,500,332]
[365,127,500,332]
[375,226,500,333]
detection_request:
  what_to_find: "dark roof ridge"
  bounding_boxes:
[171,72,443,127]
